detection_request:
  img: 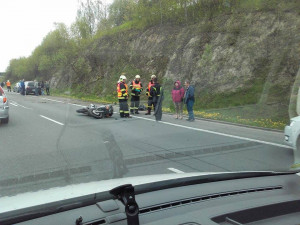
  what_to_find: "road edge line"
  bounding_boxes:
[132,115,291,149]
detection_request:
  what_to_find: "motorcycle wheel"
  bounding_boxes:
[76,108,88,114]
[88,108,104,119]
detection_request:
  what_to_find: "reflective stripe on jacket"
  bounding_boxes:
[150,83,162,102]
[146,81,154,97]
[117,82,128,99]
[130,80,143,96]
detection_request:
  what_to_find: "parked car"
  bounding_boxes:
[284,116,300,149]
[13,82,21,93]
[25,81,41,95]
[0,86,9,124]
[284,116,300,168]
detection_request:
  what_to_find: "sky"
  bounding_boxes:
[0,0,113,72]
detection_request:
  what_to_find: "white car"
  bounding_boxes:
[0,86,9,124]
[284,116,300,168]
[284,116,300,149]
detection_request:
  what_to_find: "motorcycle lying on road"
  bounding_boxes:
[76,104,114,119]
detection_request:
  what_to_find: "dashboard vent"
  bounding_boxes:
[83,218,106,225]
[139,186,282,214]
[179,223,201,225]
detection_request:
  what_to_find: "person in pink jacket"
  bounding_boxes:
[171,80,185,119]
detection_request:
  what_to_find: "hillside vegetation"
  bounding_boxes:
[5,0,300,129]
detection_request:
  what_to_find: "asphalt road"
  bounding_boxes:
[0,92,294,196]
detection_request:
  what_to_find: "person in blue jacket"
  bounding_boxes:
[184,80,195,122]
[20,79,25,96]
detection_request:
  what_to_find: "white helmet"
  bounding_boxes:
[120,75,127,80]
[135,75,141,79]
[151,75,156,79]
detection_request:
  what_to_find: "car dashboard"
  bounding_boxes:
[2,173,300,225]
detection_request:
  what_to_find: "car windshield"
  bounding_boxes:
[0,0,299,204]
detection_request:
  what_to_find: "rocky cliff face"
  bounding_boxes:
[56,10,300,113]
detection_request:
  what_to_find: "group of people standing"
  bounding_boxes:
[172,80,195,122]
[117,74,163,121]
[1,79,50,96]
[117,74,195,122]
[1,80,11,92]
[33,80,50,96]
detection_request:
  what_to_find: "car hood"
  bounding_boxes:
[0,172,219,213]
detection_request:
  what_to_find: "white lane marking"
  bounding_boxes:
[42,98,85,107]
[10,103,18,107]
[68,103,86,107]
[40,115,64,126]
[168,168,185,174]
[132,116,154,122]
[41,98,64,103]
[132,115,291,149]
[16,103,32,110]
[10,101,32,110]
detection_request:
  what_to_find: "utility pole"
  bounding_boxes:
[184,0,187,24]
[159,0,163,25]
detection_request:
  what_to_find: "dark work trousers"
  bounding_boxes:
[35,87,39,96]
[130,96,140,113]
[186,100,195,120]
[154,97,163,121]
[147,97,154,114]
[119,99,129,118]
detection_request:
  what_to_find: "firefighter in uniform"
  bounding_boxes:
[117,75,131,118]
[130,75,143,114]
[150,78,163,121]
[145,75,156,115]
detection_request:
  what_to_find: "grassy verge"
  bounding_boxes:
[163,104,288,130]
[194,110,287,130]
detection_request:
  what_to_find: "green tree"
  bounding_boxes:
[72,0,109,39]
[108,0,137,26]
